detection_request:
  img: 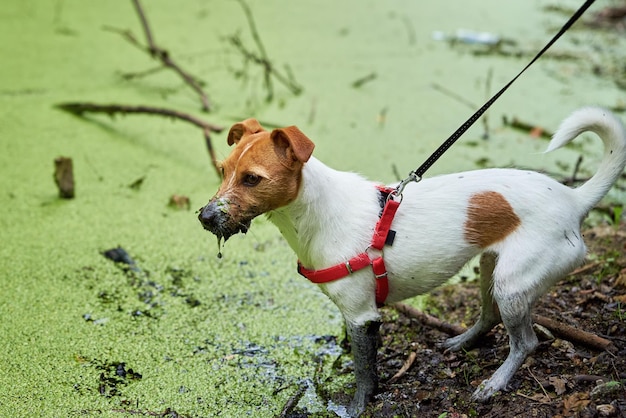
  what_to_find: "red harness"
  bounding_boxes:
[297,186,400,306]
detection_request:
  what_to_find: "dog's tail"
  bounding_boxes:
[546,107,626,212]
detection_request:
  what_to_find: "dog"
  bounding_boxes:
[198,107,626,416]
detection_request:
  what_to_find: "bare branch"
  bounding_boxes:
[131,0,156,54]
[532,314,615,352]
[55,102,223,176]
[228,0,303,101]
[393,302,616,352]
[393,303,465,336]
[105,0,212,111]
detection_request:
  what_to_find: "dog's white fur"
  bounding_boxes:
[199,107,626,415]
[271,107,625,319]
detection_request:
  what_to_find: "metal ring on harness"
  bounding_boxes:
[392,171,421,199]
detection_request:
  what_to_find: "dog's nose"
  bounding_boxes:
[198,204,217,230]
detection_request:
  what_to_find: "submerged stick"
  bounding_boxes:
[132,0,211,111]
[57,102,222,131]
[502,115,553,139]
[278,383,307,417]
[54,156,75,198]
[55,102,223,176]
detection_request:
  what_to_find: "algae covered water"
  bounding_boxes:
[0,0,623,416]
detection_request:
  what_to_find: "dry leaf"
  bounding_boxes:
[549,376,567,395]
[562,392,591,415]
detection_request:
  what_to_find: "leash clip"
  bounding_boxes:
[392,171,421,199]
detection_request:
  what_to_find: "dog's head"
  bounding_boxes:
[198,118,315,241]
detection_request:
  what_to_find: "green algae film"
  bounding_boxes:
[1,0,624,416]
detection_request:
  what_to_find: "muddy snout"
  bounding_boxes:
[198,197,228,234]
[197,197,250,241]
[198,200,219,231]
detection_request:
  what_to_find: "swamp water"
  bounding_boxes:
[0,0,624,416]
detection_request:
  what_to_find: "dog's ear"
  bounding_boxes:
[227,118,264,146]
[270,126,315,166]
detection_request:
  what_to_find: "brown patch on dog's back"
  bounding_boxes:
[464,191,520,248]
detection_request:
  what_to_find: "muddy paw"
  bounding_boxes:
[471,379,501,402]
[442,334,468,352]
[347,398,366,418]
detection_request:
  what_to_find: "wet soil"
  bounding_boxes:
[354,223,626,418]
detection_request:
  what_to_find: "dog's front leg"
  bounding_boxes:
[346,319,381,417]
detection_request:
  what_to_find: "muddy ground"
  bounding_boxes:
[296,223,626,418]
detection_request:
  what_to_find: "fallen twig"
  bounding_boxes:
[574,374,607,383]
[55,102,223,176]
[278,382,307,417]
[431,82,477,110]
[392,302,465,336]
[531,314,615,352]
[502,115,553,139]
[56,102,222,132]
[387,351,417,384]
[481,68,493,140]
[351,72,377,89]
[515,391,552,404]
[104,0,212,111]
[431,80,490,139]
[526,367,551,399]
[393,302,615,352]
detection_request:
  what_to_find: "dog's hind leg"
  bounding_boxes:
[471,289,539,401]
[444,252,501,351]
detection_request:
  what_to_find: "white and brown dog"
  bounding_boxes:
[198,107,626,416]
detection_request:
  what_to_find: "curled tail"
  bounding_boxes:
[546,107,626,212]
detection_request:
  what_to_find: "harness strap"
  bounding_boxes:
[369,190,399,304]
[297,252,371,283]
[371,257,389,306]
[371,194,399,250]
[297,186,399,306]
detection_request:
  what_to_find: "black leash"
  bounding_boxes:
[394,0,597,196]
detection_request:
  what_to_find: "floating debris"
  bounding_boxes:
[502,115,554,139]
[82,313,109,326]
[432,29,501,46]
[128,176,145,191]
[168,194,191,210]
[95,361,142,398]
[102,246,142,274]
[351,72,377,88]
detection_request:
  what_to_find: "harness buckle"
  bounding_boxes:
[393,171,421,199]
[345,261,354,274]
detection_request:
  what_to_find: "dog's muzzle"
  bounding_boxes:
[197,198,251,242]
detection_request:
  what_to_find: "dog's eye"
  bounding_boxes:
[242,173,261,187]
